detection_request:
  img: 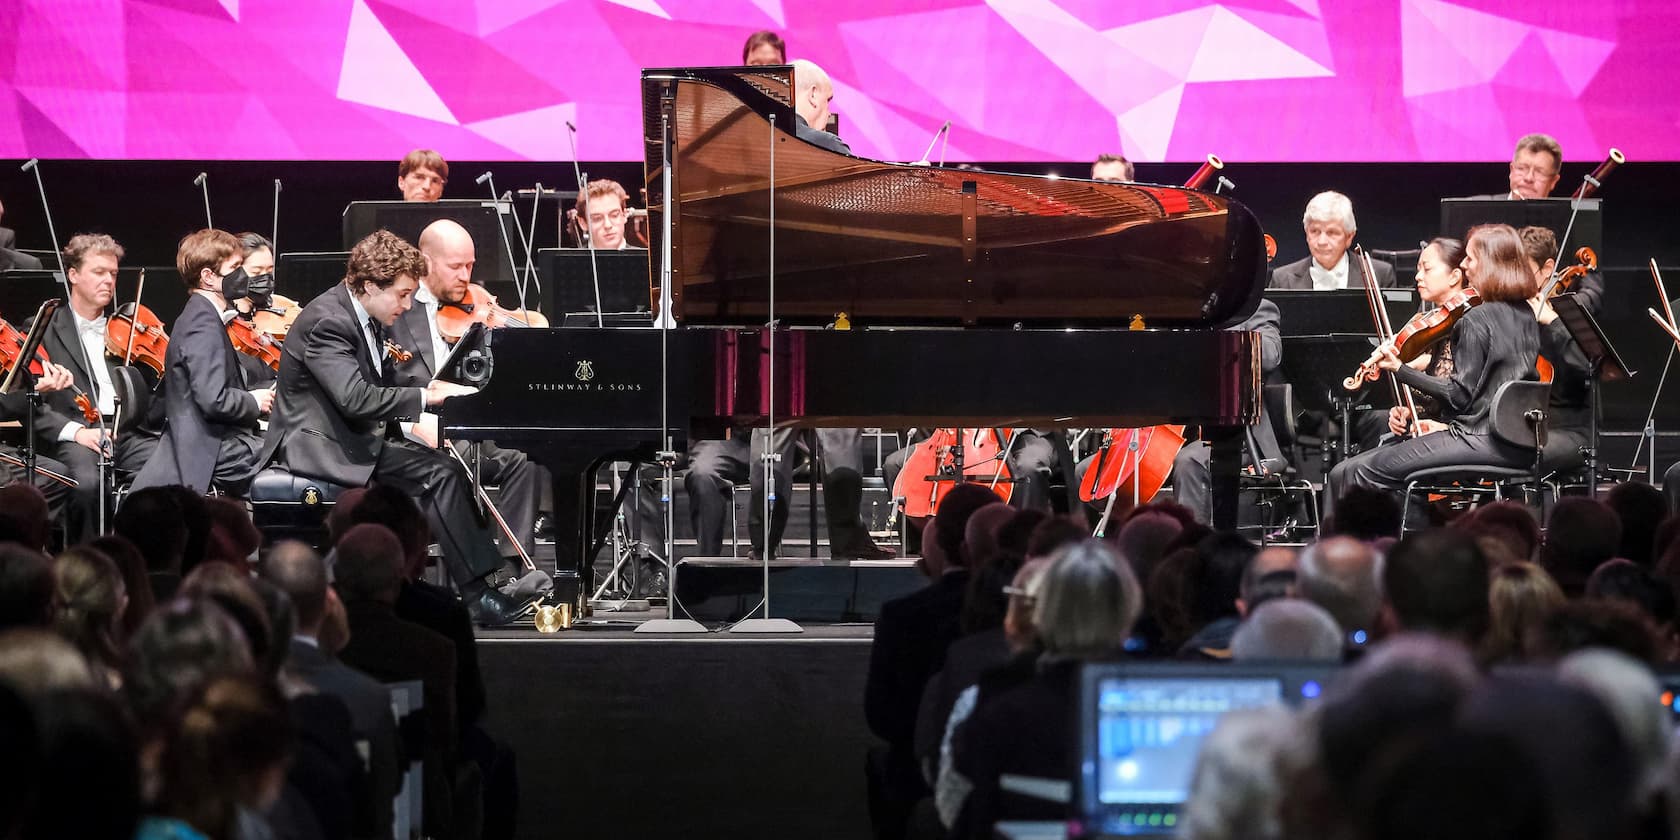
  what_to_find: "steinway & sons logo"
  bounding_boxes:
[527,359,643,393]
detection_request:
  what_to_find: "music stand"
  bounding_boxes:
[1440,198,1602,257]
[0,300,63,482]
[342,200,517,287]
[1552,293,1633,498]
[275,251,351,304]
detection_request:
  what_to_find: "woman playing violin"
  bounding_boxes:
[130,230,271,496]
[1379,236,1470,438]
[1327,224,1541,521]
[29,234,161,541]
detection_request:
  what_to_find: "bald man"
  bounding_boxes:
[386,219,546,576]
[790,59,848,155]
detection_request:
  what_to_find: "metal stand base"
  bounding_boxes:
[590,598,651,613]
[635,617,708,634]
[728,617,804,634]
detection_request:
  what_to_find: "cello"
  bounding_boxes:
[891,428,1016,520]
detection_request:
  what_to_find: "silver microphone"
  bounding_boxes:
[20,158,38,172]
[475,171,493,185]
[193,172,207,186]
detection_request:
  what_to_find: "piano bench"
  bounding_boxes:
[251,466,355,549]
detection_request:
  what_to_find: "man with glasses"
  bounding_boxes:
[577,179,640,251]
[1468,133,1563,200]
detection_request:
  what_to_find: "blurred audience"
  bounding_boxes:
[1542,497,1624,596]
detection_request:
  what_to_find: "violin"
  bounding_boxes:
[105,302,169,377]
[434,283,549,343]
[250,293,301,341]
[1536,247,1598,382]
[892,428,1016,519]
[1344,286,1482,390]
[226,315,281,371]
[0,312,99,424]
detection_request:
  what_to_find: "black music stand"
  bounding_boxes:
[1440,198,1602,256]
[536,248,652,323]
[0,300,62,483]
[1552,293,1633,498]
[274,251,352,304]
[342,200,517,286]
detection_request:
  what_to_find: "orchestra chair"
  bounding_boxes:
[249,464,354,546]
[1238,383,1320,545]
[1398,380,1551,535]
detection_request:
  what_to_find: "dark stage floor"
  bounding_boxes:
[477,618,879,840]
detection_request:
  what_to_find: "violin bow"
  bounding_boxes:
[1358,247,1422,437]
[1650,260,1680,350]
[123,268,145,367]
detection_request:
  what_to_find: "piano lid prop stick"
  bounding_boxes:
[194,172,212,229]
[513,183,542,314]
[20,159,69,294]
[1651,309,1680,349]
[567,120,605,327]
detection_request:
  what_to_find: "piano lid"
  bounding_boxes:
[641,66,1267,329]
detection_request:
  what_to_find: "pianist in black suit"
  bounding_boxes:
[130,229,270,496]
[27,234,159,541]
[387,219,544,567]
[1267,191,1398,291]
[257,230,534,626]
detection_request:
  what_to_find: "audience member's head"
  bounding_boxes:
[1239,546,1298,616]
[1607,481,1667,568]
[113,487,188,577]
[1542,497,1623,595]
[1587,558,1677,633]
[203,496,261,569]
[1383,529,1489,643]
[963,502,1015,571]
[1126,500,1197,532]
[0,543,54,630]
[333,524,404,605]
[178,563,273,671]
[1350,728,1548,840]
[324,486,368,546]
[1188,532,1257,629]
[1113,510,1183,584]
[52,546,127,677]
[1034,540,1142,659]
[248,579,294,678]
[153,675,294,840]
[166,487,213,577]
[931,484,1003,569]
[1231,599,1344,661]
[347,484,431,579]
[0,483,51,551]
[0,628,95,697]
[91,535,153,639]
[125,599,254,737]
[1328,487,1401,541]
[993,508,1047,560]
[22,688,142,840]
[1026,515,1090,561]
[260,541,330,639]
[1004,556,1053,652]
[1482,561,1564,664]
[1297,536,1382,643]
[1556,649,1670,801]
[1532,599,1662,664]
[1145,546,1198,652]
[1654,515,1680,562]
[1455,500,1540,564]
[960,507,1030,635]
[1179,706,1298,840]
[1459,674,1638,840]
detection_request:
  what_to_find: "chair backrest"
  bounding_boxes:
[1487,379,1550,450]
[1264,383,1296,444]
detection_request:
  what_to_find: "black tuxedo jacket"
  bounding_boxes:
[866,570,971,750]
[387,303,441,384]
[24,304,161,443]
[259,285,424,487]
[131,294,258,492]
[1268,253,1398,291]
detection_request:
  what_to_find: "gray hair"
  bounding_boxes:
[1032,540,1142,658]
[1179,706,1300,840]
[1231,599,1344,661]
[1297,537,1383,638]
[1557,649,1670,797]
[1301,190,1356,233]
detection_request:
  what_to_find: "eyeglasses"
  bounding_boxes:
[1002,584,1035,602]
[1509,163,1556,178]
[588,208,626,225]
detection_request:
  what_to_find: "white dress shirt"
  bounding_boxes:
[412,284,451,372]
[57,309,116,441]
[1308,252,1351,291]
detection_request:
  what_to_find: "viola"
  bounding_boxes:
[892,428,1016,519]
[434,283,549,343]
[105,302,169,377]
[1077,425,1186,509]
[1343,286,1482,391]
[0,312,99,424]
[226,315,281,371]
[250,293,301,341]
[1536,247,1599,382]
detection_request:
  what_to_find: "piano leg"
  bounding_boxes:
[544,458,603,613]
[1206,426,1242,532]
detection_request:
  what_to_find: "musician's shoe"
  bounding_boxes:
[634,558,668,599]
[533,513,555,538]
[832,538,896,561]
[466,586,540,628]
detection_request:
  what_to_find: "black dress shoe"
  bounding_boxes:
[466,587,540,627]
[832,538,896,560]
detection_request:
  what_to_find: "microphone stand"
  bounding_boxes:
[194,172,212,228]
[20,159,70,296]
[477,171,528,326]
[271,179,282,254]
[566,121,606,327]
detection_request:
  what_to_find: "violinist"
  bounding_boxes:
[230,232,279,388]
[1519,225,1605,472]
[1327,224,1541,519]
[579,179,641,251]
[1379,237,1472,440]
[388,218,545,567]
[397,149,448,203]
[0,361,77,519]
[29,233,159,540]
[129,229,271,496]
[1268,192,1397,291]
[258,230,536,626]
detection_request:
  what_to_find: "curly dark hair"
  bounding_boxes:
[343,229,426,294]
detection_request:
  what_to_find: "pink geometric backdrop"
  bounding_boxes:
[0,0,1673,162]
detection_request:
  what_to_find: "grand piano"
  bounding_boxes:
[441,65,1268,605]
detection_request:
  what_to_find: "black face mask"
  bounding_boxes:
[218,266,251,301]
[244,272,275,309]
